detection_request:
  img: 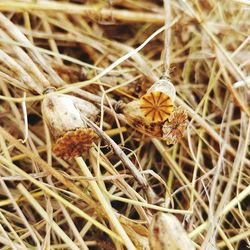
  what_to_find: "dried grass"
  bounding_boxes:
[0,0,249,249]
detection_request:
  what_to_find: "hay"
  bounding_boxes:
[0,0,249,249]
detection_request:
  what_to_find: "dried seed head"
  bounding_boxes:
[42,93,99,158]
[140,91,174,122]
[53,128,97,159]
[162,106,188,145]
[139,79,176,122]
[149,212,195,250]
[123,100,163,137]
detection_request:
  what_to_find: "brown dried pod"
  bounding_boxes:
[162,106,189,145]
[122,100,163,138]
[42,93,99,159]
[149,212,195,250]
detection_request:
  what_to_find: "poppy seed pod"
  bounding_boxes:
[140,79,176,122]
[42,93,99,159]
[122,100,163,137]
[149,212,195,250]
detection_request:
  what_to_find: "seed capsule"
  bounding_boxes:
[140,79,175,122]
[140,91,174,122]
[42,93,99,159]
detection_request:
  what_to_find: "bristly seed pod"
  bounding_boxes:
[42,93,99,159]
[162,106,188,145]
[140,79,176,122]
[149,212,195,250]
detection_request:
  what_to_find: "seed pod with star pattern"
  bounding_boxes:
[140,79,176,122]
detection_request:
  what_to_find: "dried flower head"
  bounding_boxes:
[139,79,176,122]
[162,106,188,145]
[42,93,99,159]
[149,212,195,250]
[122,100,163,138]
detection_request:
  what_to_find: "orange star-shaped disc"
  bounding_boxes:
[140,91,174,122]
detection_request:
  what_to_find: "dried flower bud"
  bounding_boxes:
[42,93,99,158]
[149,212,195,250]
[122,100,163,138]
[140,79,175,122]
[162,106,188,145]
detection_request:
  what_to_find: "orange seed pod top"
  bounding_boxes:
[140,79,176,122]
